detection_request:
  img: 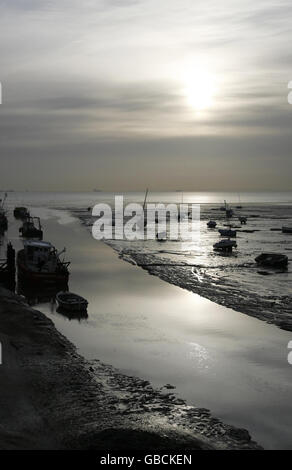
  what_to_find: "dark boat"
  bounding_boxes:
[282,226,292,234]
[19,216,43,239]
[213,239,237,252]
[17,240,70,284]
[0,211,8,232]
[218,228,237,237]
[56,291,88,312]
[0,242,15,290]
[0,193,8,232]
[14,206,29,219]
[255,253,288,268]
[207,220,217,228]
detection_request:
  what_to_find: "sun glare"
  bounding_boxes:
[184,67,216,111]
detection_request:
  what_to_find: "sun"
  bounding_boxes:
[183,67,216,111]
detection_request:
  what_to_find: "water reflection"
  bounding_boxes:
[5,207,292,449]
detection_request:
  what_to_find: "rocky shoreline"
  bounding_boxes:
[0,287,261,450]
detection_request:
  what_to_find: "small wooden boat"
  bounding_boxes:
[255,253,288,268]
[14,207,29,219]
[56,291,88,312]
[282,226,292,234]
[207,220,217,228]
[213,239,237,252]
[19,216,43,240]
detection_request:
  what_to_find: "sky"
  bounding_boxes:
[0,0,292,191]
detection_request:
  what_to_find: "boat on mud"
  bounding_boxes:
[17,240,70,284]
[218,228,237,237]
[14,206,29,219]
[0,193,8,232]
[19,216,43,240]
[56,291,88,312]
[282,226,292,234]
[239,216,247,225]
[255,253,288,268]
[0,242,15,290]
[213,239,237,252]
[207,220,217,228]
[0,211,8,232]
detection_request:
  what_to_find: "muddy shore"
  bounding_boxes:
[0,286,261,450]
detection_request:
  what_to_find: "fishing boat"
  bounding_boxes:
[0,242,15,290]
[218,228,237,237]
[17,240,70,284]
[56,291,88,312]
[0,193,8,232]
[255,253,288,268]
[19,216,43,239]
[14,206,29,219]
[239,216,247,225]
[0,212,8,232]
[213,239,237,252]
[207,220,217,228]
[282,226,292,234]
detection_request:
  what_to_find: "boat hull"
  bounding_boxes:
[17,249,69,285]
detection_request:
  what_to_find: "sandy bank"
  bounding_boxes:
[0,287,261,450]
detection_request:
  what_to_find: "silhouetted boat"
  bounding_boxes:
[282,226,292,234]
[0,242,15,290]
[0,193,8,232]
[14,206,29,219]
[56,291,88,312]
[218,228,237,237]
[207,220,217,228]
[17,240,70,284]
[255,253,288,268]
[19,216,43,239]
[213,239,237,252]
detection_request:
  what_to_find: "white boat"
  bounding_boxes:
[56,291,88,312]
[156,231,167,241]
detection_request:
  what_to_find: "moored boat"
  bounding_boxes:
[17,240,70,284]
[19,216,43,239]
[0,211,8,232]
[207,220,217,228]
[213,239,237,252]
[218,228,237,237]
[0,193,8,232]
[255,253,288,268]
[282,226,292,234]
[14,206,29,219]
[56,291,88,312]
